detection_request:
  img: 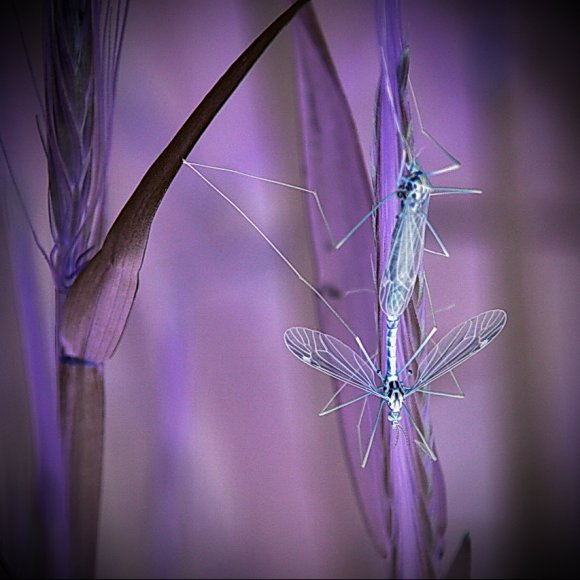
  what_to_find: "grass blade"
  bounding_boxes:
[291,1,389,558]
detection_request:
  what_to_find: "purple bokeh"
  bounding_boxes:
[1,1,580,578]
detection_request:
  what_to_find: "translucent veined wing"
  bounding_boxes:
[284,327,380,393]
[409,309,507,394]
[379,206,427,319]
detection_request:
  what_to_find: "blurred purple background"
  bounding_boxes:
[1,1,579,578]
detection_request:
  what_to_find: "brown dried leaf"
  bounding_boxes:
[60,0,309,363]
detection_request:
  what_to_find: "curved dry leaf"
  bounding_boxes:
[60,0,310,363]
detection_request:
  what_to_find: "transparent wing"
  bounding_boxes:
[410,309,507,393]
[284,327,380,394]
[380,208,427,319]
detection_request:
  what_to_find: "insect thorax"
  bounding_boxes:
[398,167,432,210]
[385,380,404,424]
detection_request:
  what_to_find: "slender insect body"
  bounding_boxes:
[378,162,435,407]
[385,320,399,380]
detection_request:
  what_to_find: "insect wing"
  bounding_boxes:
[284,327,379,394]
[380,208,427,319]
[411,309,507,392]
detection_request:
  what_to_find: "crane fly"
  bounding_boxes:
[285,309,507,467]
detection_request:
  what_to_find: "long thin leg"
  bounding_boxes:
[402,403,437,461]
[415,389,464,399]
[354,336,381,377]
[319,382,348,415]
[334,194,396,249]
[419,283,464,399]
[319,385,372,416]
[184,161,381,376]
[356,399,369,465]
[419,274,464,398]
[422,272,455,330]
[424,219,450,258]
[422,270,438,331]
[343,288,375,298]
[431,187,482,196]
[360,399,385,468]
[356,397,370,464]
[397,325,438,377]
[449,369,465,397]
[408,79,462,178]
[186,161,397,253]
[416,365,465,398]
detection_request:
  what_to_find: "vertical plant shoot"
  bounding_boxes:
[45,1,128,576]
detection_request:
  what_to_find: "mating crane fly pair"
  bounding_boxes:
[184,50,507,467]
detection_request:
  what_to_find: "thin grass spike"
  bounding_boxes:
[45,0,129,292]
